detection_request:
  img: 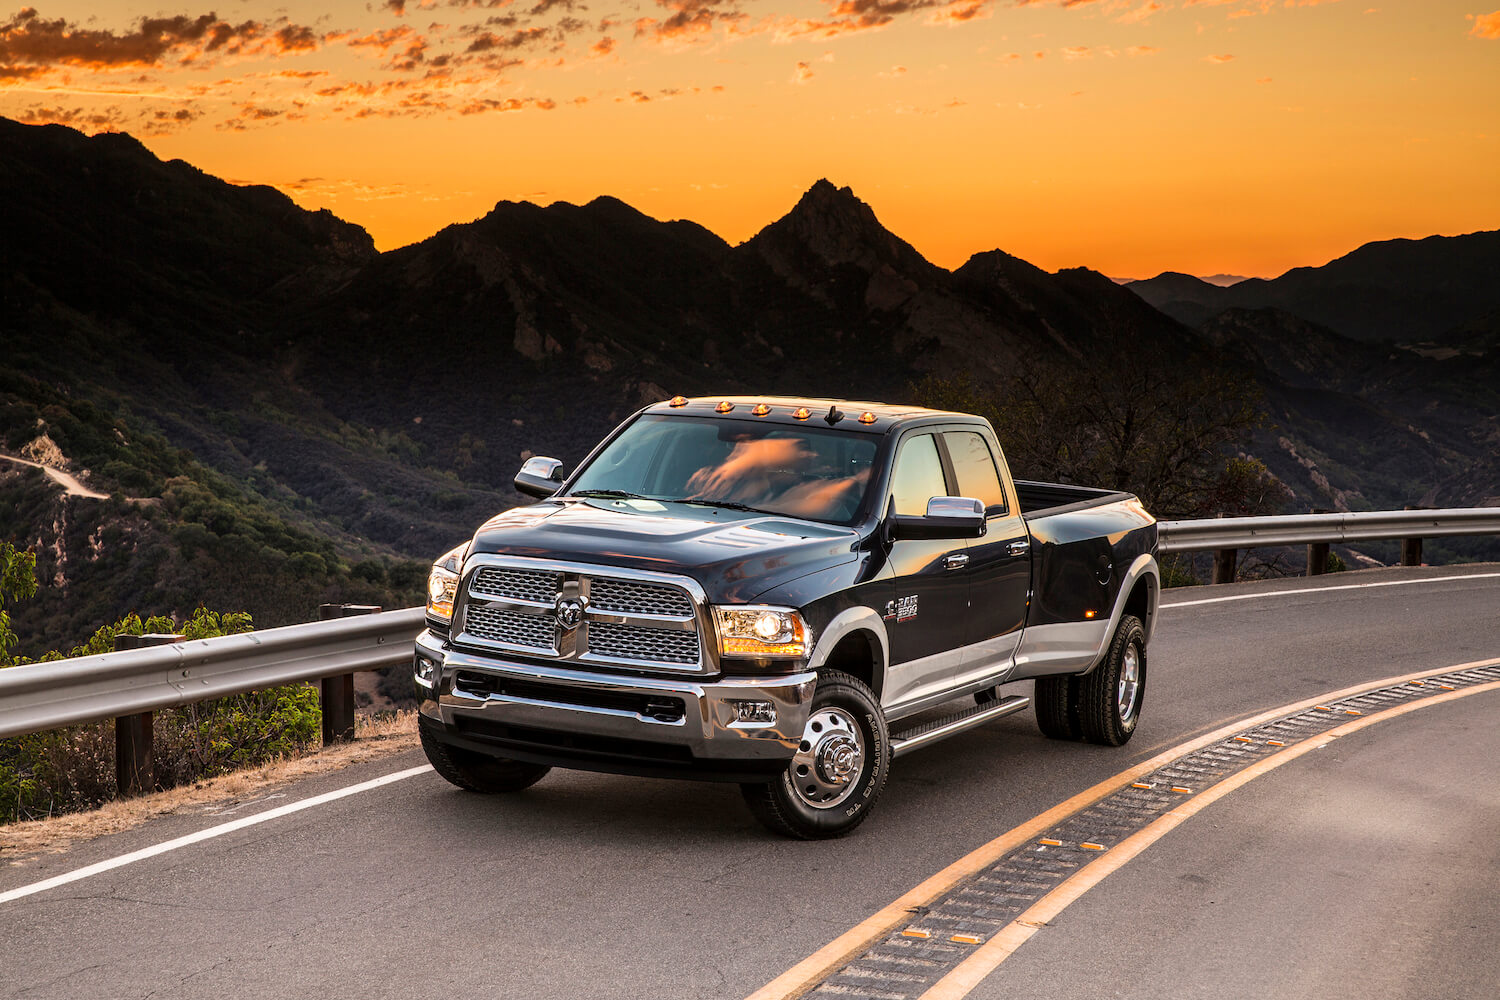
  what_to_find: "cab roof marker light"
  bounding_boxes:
[716,401,734,413]
[668,395,689,407]
[792,407,811,420]
[751,403,771,416]
[858,411,877,424]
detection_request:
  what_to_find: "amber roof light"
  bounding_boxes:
[751,403,771,416]
[858,411,877,424]
[792,407,811,420]
[715,401,735,413]
[668,395,689,407]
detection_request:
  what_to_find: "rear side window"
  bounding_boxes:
[945,431,1007,514]
[890,434,948,516]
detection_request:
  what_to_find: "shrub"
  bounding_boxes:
[0,607,322,824]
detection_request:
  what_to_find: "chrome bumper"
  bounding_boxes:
[414,630,816,770]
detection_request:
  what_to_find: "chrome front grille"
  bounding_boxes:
[457,558,708,673]
[588,578,694,617]
[464,605,557,652]
[471,567,560,604]
[588,622,700,665]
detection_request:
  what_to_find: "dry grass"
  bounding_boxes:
[0,711,420,866]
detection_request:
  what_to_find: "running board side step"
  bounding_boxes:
[889,695,1031,759]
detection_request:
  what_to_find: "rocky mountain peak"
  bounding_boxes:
[744,179,942,281]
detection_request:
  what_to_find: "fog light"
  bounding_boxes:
[729,700,776,724]
[415,655,439,685]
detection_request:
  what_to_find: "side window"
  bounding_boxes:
[945,431,1008,514]
[890,434,948,516]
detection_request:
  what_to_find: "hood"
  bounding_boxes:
[467,498,863,604]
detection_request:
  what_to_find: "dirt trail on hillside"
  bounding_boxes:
[0,453,110,500]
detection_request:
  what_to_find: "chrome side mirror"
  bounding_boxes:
[889,496,987,540]
[514,456,564,499]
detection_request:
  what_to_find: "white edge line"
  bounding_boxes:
[1160,572,1500,609]
[0,764,433,905]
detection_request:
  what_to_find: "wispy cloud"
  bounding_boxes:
[1470,10,1500,38]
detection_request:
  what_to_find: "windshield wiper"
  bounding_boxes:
[677,498,778,516]
[570,489,649,500]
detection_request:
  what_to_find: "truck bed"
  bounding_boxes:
[1016,480,1134,518]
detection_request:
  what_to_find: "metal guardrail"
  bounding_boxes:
[1156,507,1500,553]
[0,606,424,741]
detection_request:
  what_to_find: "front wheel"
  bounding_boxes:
[1078,614,1147,746]
[741,670,889,839]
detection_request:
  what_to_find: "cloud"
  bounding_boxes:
[635,0,749,42]
[12,102,125,130]
[1126,44,1159,54]
[778,1,996,40]
[1115,1,1166,23]
[1204,52,1235,61]
[1470,10,1500,38]
[0,8,326,71]
[589,35,616,56]
[793,59,814,82]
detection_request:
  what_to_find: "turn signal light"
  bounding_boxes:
[858,411,877,424]
[751,403,771,416]
[792,407,811,420]
[668,395,688,407]
[716,401,735,413]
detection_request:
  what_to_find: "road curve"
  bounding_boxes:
[1,564,1497,1000]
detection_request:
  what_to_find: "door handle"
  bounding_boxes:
[943,553,970,570]
[1007,538,1030,557]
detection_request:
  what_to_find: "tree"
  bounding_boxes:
[914,348,1291,520]
[0,541,39,666]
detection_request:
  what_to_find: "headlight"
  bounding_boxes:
[426,543,467,622]
[713,606,809,659]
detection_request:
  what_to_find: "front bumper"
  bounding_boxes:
[414,629,816,783]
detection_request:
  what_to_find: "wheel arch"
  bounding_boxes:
[807,607,889,701]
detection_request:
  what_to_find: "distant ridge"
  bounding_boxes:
[1126,230,1500,341]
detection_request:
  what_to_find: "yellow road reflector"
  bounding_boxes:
[1130,782,1153,789]
[1410,680,1426,686]
[1080,842,1106,852]
[1232,736,1253,743]
[1438,684,1456,690]
[1315,705,1332,712]
[1038,838,1063,846]
[1267,740,1286,746]
[1170,786,1192,794]
[902,928,930,939]
[951,934,984,945]
[1344,709,1362,716]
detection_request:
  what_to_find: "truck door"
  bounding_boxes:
[942,429,1031,689]
[882,431,973,709]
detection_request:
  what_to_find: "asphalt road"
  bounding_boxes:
[2,565,1498,1000]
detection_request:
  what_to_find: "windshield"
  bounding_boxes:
[566,414,879,525]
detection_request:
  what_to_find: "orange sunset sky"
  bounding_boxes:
[2,1,1496,277]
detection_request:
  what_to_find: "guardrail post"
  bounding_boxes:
[111,632,184,797]
[1306,508,1333,576]
[317,604,381,744]
[1211,513,1236,584]
[1401,505,1425,566]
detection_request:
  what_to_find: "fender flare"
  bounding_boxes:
[1080,552,1160,675]
[807,606,891,691]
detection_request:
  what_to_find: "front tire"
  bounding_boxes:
[1078,614,1146,746]
[741,670,889,839]
[420,721,552,793]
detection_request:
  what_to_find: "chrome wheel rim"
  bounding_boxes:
[789,707,865,810]
[1118,644,1141,722]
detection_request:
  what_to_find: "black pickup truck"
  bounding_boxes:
[414,396,1159,837]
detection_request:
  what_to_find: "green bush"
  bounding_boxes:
[0,607,322,824]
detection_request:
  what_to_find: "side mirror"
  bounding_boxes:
[514,456,564,499]
[889,496,986,540]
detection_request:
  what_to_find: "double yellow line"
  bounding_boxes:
[747,656,1500,1000]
